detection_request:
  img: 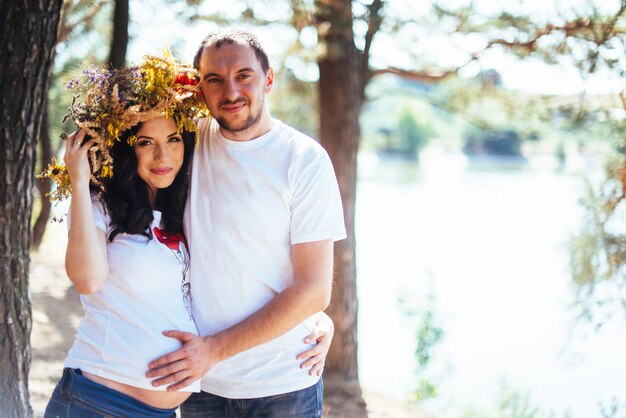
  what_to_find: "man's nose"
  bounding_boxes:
[223,78,239,101]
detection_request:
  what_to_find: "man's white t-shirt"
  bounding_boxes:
[65,199,200,392]
[184,118,346,398]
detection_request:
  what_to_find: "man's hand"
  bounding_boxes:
[146,331,220,391]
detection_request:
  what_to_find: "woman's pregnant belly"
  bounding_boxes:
[82,371,191,409]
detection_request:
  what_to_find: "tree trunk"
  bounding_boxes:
[317,0,362,381]
[0,1,63,416]
[31,104,51,250]
[108,0,129,68]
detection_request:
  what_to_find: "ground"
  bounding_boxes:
[28,225,428,418]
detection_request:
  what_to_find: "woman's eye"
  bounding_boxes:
[137,140,151,147]
[169,137,182,143]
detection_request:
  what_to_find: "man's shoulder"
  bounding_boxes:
[274,120,326,153]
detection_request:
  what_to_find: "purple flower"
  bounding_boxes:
[66,79,79,89]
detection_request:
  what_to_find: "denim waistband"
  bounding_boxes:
[59,368,176,417]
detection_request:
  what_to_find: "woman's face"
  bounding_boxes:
[134,116,184,200]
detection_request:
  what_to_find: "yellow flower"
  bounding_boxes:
[101,165,113,178]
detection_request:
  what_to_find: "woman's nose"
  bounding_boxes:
[154,142,169,161]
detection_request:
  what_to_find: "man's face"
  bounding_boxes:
[198,42,274,139]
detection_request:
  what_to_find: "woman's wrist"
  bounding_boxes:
[70,179,92,200]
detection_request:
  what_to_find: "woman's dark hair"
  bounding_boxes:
[94,121,195,242]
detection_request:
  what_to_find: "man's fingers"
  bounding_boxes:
[150,369,190,388]
[147,349,187,371]
[163,330,196,342]
[148,358,190,379]
[148,332,197,371]
[166,376,196,392]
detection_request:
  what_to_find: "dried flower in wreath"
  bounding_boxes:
[38,50,210,202]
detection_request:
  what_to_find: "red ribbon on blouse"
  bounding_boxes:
[153,227,187,251]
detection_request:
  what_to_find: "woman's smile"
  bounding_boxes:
[150,167,173,175]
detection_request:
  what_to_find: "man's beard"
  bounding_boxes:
[215,97,264,133]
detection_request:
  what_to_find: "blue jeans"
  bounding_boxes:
[180,379,323,418]
[44,368,177,418]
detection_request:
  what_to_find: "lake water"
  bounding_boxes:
[356,149,626,417]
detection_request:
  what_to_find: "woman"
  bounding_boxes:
[41,53,333,418]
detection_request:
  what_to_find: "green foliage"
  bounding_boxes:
[498,383,567,418]
[268,67,318,137]
[599,398,626,418]
[570,150,626,327]
[360,76,442,157]
[434,73,546,148]
[463,126,523,157]
[431,1,626,75]
[413,303,444,370]
[396,107,430,158]
[400,290,445,402]
[459,382,572,418]
[555,140,566,163]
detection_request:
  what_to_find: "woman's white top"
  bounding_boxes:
[64,199,200,392]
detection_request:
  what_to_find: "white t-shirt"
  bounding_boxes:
[184,118,346,398]
[65,198,200,392]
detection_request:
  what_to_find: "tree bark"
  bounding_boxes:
[316,0,362,381]
[31,104,51,250]
[108,0,129,68]
[0,1,63,416]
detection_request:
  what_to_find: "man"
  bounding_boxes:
[146,29,346,417]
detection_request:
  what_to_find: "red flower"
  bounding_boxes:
[153,227,187,251]
[175,72,197,87]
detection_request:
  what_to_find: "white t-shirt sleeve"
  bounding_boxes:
[90,198,109,233]
[67,196,109,234]
[290,150,347,244]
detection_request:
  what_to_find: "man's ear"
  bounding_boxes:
[265,67,274,93]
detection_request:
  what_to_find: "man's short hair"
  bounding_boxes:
[193,29,270,74]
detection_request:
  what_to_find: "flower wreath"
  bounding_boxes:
[39,50,210,202]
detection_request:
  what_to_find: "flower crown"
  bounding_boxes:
[39,50,209,202]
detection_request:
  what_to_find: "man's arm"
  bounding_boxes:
[146,239,334,391]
